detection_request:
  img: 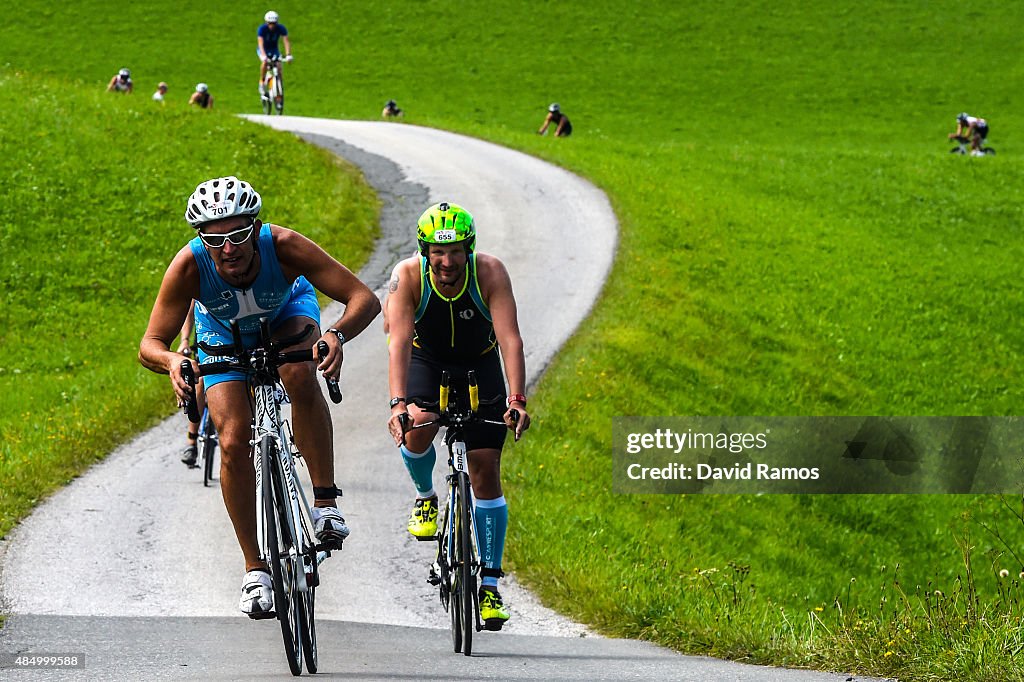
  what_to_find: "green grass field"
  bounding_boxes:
[7,2,1024,679]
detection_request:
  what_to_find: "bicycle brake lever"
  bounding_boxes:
[509,408,521,442]
[316,340,343,403]
[180,359,200,423]
[398,412,411,446]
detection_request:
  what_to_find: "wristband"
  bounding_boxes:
[389,397,407,409]
[506,394,527,407]
[326,328,347,345]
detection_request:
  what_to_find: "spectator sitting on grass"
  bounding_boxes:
[107,68,133,94]
[189,83,214,109]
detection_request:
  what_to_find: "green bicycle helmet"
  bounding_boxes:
[416,202,475,255]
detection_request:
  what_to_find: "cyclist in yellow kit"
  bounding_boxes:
[386,202,530,629]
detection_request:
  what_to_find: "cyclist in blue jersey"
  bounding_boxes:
[140,176,379,618]
[257,10,292,98]
[386,202,531,630]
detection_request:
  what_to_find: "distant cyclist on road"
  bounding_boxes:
[189,83,214,109]
[139,176,380,618]
[386,202,531,630]
[107,68,133,94]
[257,10,292,98]
[537,102,572,137]
[949,112,990,154]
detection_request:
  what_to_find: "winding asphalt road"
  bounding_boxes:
[0,119,879,681]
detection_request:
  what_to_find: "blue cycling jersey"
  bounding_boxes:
[257,22,288,55]
[189,223,299,336]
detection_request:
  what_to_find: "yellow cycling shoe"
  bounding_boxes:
[479,587,510,630]
[407,496,438,539]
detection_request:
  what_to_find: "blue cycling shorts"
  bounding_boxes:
[195,278,321,389]
[258,49,282,62]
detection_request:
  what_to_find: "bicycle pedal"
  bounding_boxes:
[413,534,437,542]
[483,619,505,631]
[246,609,277,620]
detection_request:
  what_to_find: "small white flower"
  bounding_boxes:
[999,569,1010,578]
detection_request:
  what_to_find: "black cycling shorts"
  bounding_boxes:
[407,346,508,451]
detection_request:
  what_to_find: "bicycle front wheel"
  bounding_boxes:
[300,567,318,673]
[262,77,274,115]
[274,75,284,114]
[455,472,476,656]
[261,437,305,675]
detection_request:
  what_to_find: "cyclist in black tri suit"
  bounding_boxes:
[949,112,990,154]
[386,202,530,630]
[537,102,572,137]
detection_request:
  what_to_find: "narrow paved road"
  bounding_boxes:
[0,119,878,681]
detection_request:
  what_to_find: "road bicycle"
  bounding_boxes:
[181,318,343,676]
[949,134,995,156]
[183,346,219,486]
[261,55,290,115]
[401,371,517,656]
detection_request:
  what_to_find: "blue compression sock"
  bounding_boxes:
[400,444,437,498]
[475,496,508,588]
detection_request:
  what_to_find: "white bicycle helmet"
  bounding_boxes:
[196,83,208,93]
[957,112,969,124]
[119,68,131,78]
[265,10,279,22]
[548,102,560,113]
[184,176,262,227]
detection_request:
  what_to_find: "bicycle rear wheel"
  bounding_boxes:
[261,437,304,676]
[455,472,475,656]
[199,409,216,487]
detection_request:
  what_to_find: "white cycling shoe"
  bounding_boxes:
[312,506,350,549]
[240,569,274,619]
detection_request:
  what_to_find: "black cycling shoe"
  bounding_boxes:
[181,444,199,468]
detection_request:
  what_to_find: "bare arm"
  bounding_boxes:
[275,226,381,376]
[258,35,267,60]
[176,300,197,354]
[386,258,420,444]
[478,254,531,438]
[283,35,292,57]
[538,112,553,135]
[139,248,201,403]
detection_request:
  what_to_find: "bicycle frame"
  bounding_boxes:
[262,57,284,114]
[252,381,321,594]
